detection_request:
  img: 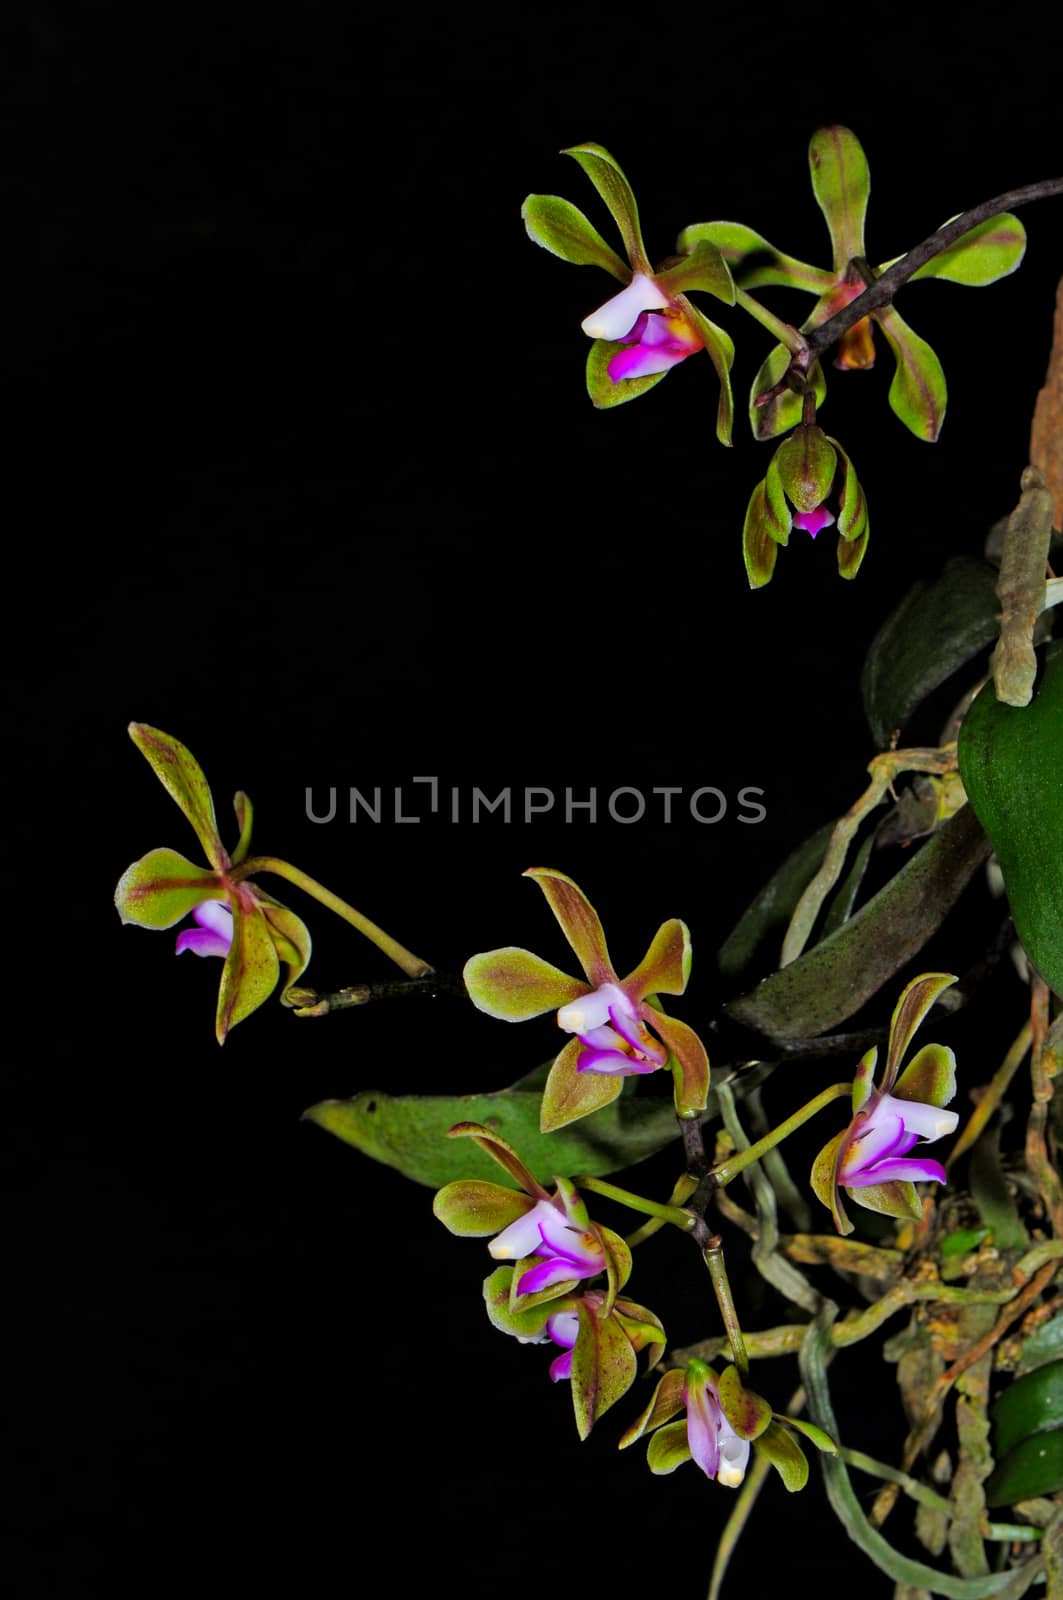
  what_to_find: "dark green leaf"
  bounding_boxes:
[718,821,835,983]
[725,806,990,1040]
[957,642,1063,996]
[990,1361,1063,1461]
[861,557,1001,748]
[984,1429,1063,1508]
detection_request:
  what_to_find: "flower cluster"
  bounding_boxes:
[463,868,710,1131]
[811,972,960,1235]
[743,422,868,588]
[434,1122,665,1438]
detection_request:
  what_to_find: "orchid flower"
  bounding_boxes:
[811,971,960,1235]
[463,868,710,1132]
[621,1359,835,1492]
[679,125,1026,443]
[743,422,868,588]
[522,142,737,441]
[115,724,311,1043]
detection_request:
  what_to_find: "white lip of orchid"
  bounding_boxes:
[876,1092,959,1141]
[716,1423,751,1487]
[581,272,670,340]
[557,982,634,1035]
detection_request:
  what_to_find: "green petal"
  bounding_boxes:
[128,723,228,871]
[845,1178,923,1222]
[619,1369,686,1448]
[650,1008,710,1116]
[717,1365,772,1441]
[889,214,1026,286]
[570,1300,637,1441]
[256,889,312,996]
[754,1420,809,1491]
[482,1265,557,1340]
[894,1042,957,1109]
[231,791,253,865]
[432,1180,535,1237]
[883,972,958,1093]
[780,1417,837,1454]
[521,193,629,280]
[622,919,692,1000]
[114,848,224,929]
[837,528,869,581]
[763,452,792,543]
[774,425,837,514]
[215,891,282,1043]
[827,436,867,540]
[510,1259,579,1316]
[463,946,587,1020]
[524,868,614,987]
[681,299,734,447]
[598,1224,632,1312]
[809,126,869,274]
[540,1039,623,1133]
[743,483,782,590]
[873,305,947,441]
[613,1300,667,1363]
[563,143,650,273]
[445,1121,543,1196]
[655,239,735,306]
[646,1419,692,1474]
[676,221,831,293]
[586,338,667,408]
[851,1046,879,1114]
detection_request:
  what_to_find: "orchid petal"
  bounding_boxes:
[176,900,233,959]
[810,1129,854,1235]
[490,1198,561,1261]
[524,869,614,987]
[535,1211,604,1275]
[844,1178,924,1221]
[809,126,870,274]
[432,1181,535,1238]
[837,526,869,580]
[546,1310,580,1349]
[521,192,629,280]
[647,1419,693,1474]
[851,1046,879,1113]
[743,481,782,589]
[893,1043,958,1111]
[548,1350,573,1381]
[127,723,229,871]
[893,213,1026,286]
[654,238,735,305]
[586,338,667,409]
[680,298,735,447]
[882,973,957,1092]
[581,272,670,340]
[677,220,832,294]
[577,1046,658,1076]
[793,505,836,538]
[463,946,588,1021]
[607,1005,665,1061]
[619,1369,687,1448]
[846,1154,948,1187]
[563,143,652,274]
[541,1038,623,1132]
[645,1007,710,1115]
[608,338,695,381]
[838,1111,909,1179]
[622,918,692,1000]
[215,889,281,1044]
[115,849,225,931]
[685,1382,722,1480]
[876,1092,958,1142]
[874,304,948,442]
[518,1255,590,1296]
[557,982,633,1036]
[569,1298,637,1440]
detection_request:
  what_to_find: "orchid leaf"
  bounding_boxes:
[677,220,832,293]
[725,806,990,1040]
[957,641,1063,996]
[874,304,948,441]
[990,1361,1063,1462]
[809,126,870,273]
[128,723,229,870]
[861,557,1001,748]
[114,849,224,930]
[586,339,667,408]
[521,193,629,280]
[563,143,649,273]
[896,214,1026,286]
[718,821,835,983]
[570,1299,637,1441]
[984,1430,1063,1508]
[302,1074,686,1188]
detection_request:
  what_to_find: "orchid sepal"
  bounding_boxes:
[433,1180,536,1238]
[521,192,629,280]
[115,848,227,930]
[563,142,652,274]
[569,1296,638,1441]
[463,946,589,1021]
[127,723,229,870]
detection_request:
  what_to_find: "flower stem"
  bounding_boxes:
[574,1174,696,1230]
[702,1235,749,1376]
[710,1082,851,1186]
[734,287,807,354]
[230,856,433,978]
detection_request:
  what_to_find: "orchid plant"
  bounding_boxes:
[113,124,1063,1600]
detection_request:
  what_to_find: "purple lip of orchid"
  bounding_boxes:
[792,503,836,539]
[685,1369,751,1488]
[545,1310,580,1382]
[837,1091,958,1188]
[175,899,234,960]
[487,1196,607,1296]
[557,982,669,1077]
[581,272,703,383]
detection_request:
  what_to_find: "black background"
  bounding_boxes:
[9,8,1061,1596]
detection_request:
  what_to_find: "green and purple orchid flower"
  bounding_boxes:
[522,142,738,441]
[743,421,868,587]
[679,125,1026,442]
[114,724,311,1043]
[811,971,960,1236]
[621,1358,836,1491]
[463,868,710,1132]
[434,1122,666,1436]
